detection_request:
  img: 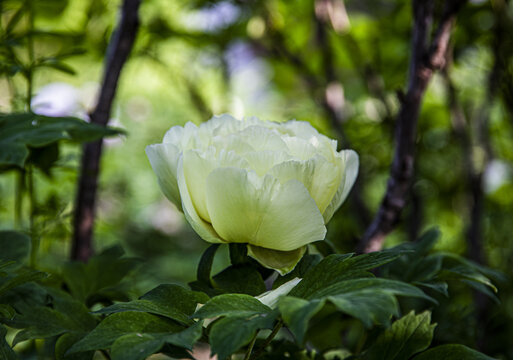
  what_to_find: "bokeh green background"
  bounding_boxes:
[1,0,513,358]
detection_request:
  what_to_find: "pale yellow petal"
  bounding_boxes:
[205,167,326,251]
[248,245,307,275]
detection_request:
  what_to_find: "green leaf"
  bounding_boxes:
[290,250,408,299]
[197,244,220,286]
[67,312,183,354]
[193,294,272,319]
[0,325,17,360]
[413,344,496,360]
[210,314,277,360]
[0,231,30,264]
[0,113,121,169]
[10,289,97,345]
[437,266,497,293]
[0,264,47,297]
[362,311,436,360]
[96,284,208,325]
[163,321,203,349]
[110,334,163,360]
[55,333,94,360]
[212,264,266,296]
[273,254,321,289]
[278,296,325,343]
[61,246,140,304]
[413,281,449,297]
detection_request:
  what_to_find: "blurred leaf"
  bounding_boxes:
[0,325,17,360]
[27,142,59,176]
[0,231,30,264]
[10,289,97,345]
[37,59,77,75]
[96,284,209,325]
[413,344,496,360]
[193,293,272,319]
[67,312,183,354]
[55,333,94,360]
[61,246,140,304]
[0,113,121,169]
[362,311,436,360]
[0,263,46,297]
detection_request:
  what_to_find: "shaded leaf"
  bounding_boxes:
[413,344,496,360]
[193,294,272,319]
[96,284,208,325]
[0,231,30,264]
[362,311,436,360]
[278,296,325,343]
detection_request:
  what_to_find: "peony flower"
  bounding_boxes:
[146,115,358,274]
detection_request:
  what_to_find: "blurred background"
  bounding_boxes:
[1,0,513,358]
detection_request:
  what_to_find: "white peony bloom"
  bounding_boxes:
[146,114,358,274]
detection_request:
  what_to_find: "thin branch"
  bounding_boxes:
[358,0,466,253]
[71,0,141,261]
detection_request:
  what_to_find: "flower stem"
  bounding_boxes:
[244,332,258,360]
[250,319,283,359]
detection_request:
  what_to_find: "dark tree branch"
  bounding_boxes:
[71,0,141,261]
[358,0,466,253]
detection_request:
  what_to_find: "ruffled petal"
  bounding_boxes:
[205,167,326,251]
[322,150,359,223]
[145,143,182,210]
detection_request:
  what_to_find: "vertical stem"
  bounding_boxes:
[14,170,24,229]
[26,0,34,111]
[244,332,258,360]
[28,166,37,267]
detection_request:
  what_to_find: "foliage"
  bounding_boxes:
[0,0,512,359]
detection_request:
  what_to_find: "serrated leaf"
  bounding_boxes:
[362,311,436,360]
[194,294,272,319]
[0,231,30,264]
[413,344,496,360]
[67,312,183,354]
[210,314,277,360]
[96,284,208,325]
[278,296,325,343]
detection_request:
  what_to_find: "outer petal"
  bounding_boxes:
[322,150,359,223]
[176,156,224,244]
[248,245,307,275]
[268,155,342,215]
[145,143,182,210]
[205,167,326,251]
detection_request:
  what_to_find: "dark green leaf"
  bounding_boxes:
[210,314,277,360]
[413,344,496,360]
[212,264,266,296]
[278,296,325,343]
[290,250,409,299]
[67,312,183,354]
[0,231,30,264]
[273,254,321,289]
[229,243,248,265]
[197,244,220,286]
[55,333,94,360]
[0,325,17,360]
[110,334,163,360]
[363,311,436,360]
[96,284,209,325]
[0,113,121,168]
[193,294,272,319]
